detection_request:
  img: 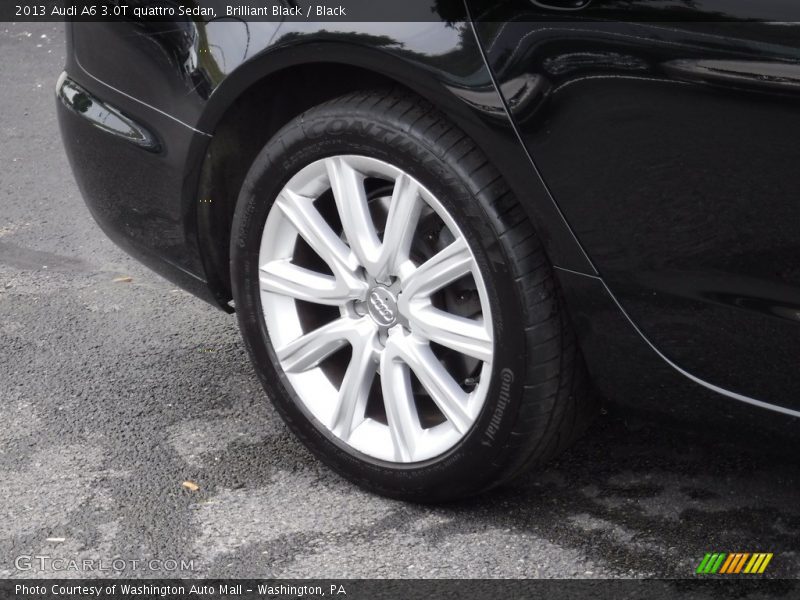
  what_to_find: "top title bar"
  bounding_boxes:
[8,0,464,22]
[5,0,800,22]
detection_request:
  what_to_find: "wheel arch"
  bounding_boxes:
[195,48,501,307]
[194,43,594,308]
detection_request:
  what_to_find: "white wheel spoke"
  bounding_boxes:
[325,156,382,272]
[330,323,378,440]
[387,331,472,434]
[407,306,493,363]
[373,173,422,281]
[381,334,421,462]
[401,237,473,300]
[276,189,360,279]
[259,260,364,306]
[275,317,360,374]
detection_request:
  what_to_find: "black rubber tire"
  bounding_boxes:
[230,89,596,502]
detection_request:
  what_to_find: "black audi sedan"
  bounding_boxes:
[57,1,800,501]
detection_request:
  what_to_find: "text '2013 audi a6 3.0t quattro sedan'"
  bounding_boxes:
[57,0,800,501]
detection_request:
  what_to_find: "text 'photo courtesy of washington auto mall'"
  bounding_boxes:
[1,0,800,598]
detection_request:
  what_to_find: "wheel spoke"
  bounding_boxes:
[330,324,378,440]
[275,317,361,374]
[381,333,421,462]
[389,331,472,434]
[407,306,492,363]
[401,237,473,301]
[373,173,422,281]
[259,260,365,306]
[275,188,360,279]
[325,157,382,272]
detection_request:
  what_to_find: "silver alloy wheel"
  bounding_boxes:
[258,155,493,463]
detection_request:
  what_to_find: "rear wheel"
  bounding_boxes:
[231,90,595,501]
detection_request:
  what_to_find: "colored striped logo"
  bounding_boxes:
[696,552,773,574]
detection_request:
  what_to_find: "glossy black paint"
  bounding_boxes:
[555,267,800,437]
[470,0,800,412]
[64,11,593,304]
[57,1,800,425]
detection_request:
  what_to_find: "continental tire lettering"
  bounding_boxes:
[482,368,514,447]
[305,120,327,139]
[353,121,386,139]
[305,119,421,158]
[327,118,348,134]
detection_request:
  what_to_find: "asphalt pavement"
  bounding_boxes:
[1,21,799,580]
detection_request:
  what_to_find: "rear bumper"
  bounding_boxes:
[56,69,223,307]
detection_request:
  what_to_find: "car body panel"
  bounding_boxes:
[57,67,216,305]
[470,0,800,411]
[65,11,596,292]
[57,2,800,424]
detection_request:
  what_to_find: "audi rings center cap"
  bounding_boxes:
[367,287,398,327]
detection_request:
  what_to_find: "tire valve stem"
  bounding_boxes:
[463,377,479,389]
